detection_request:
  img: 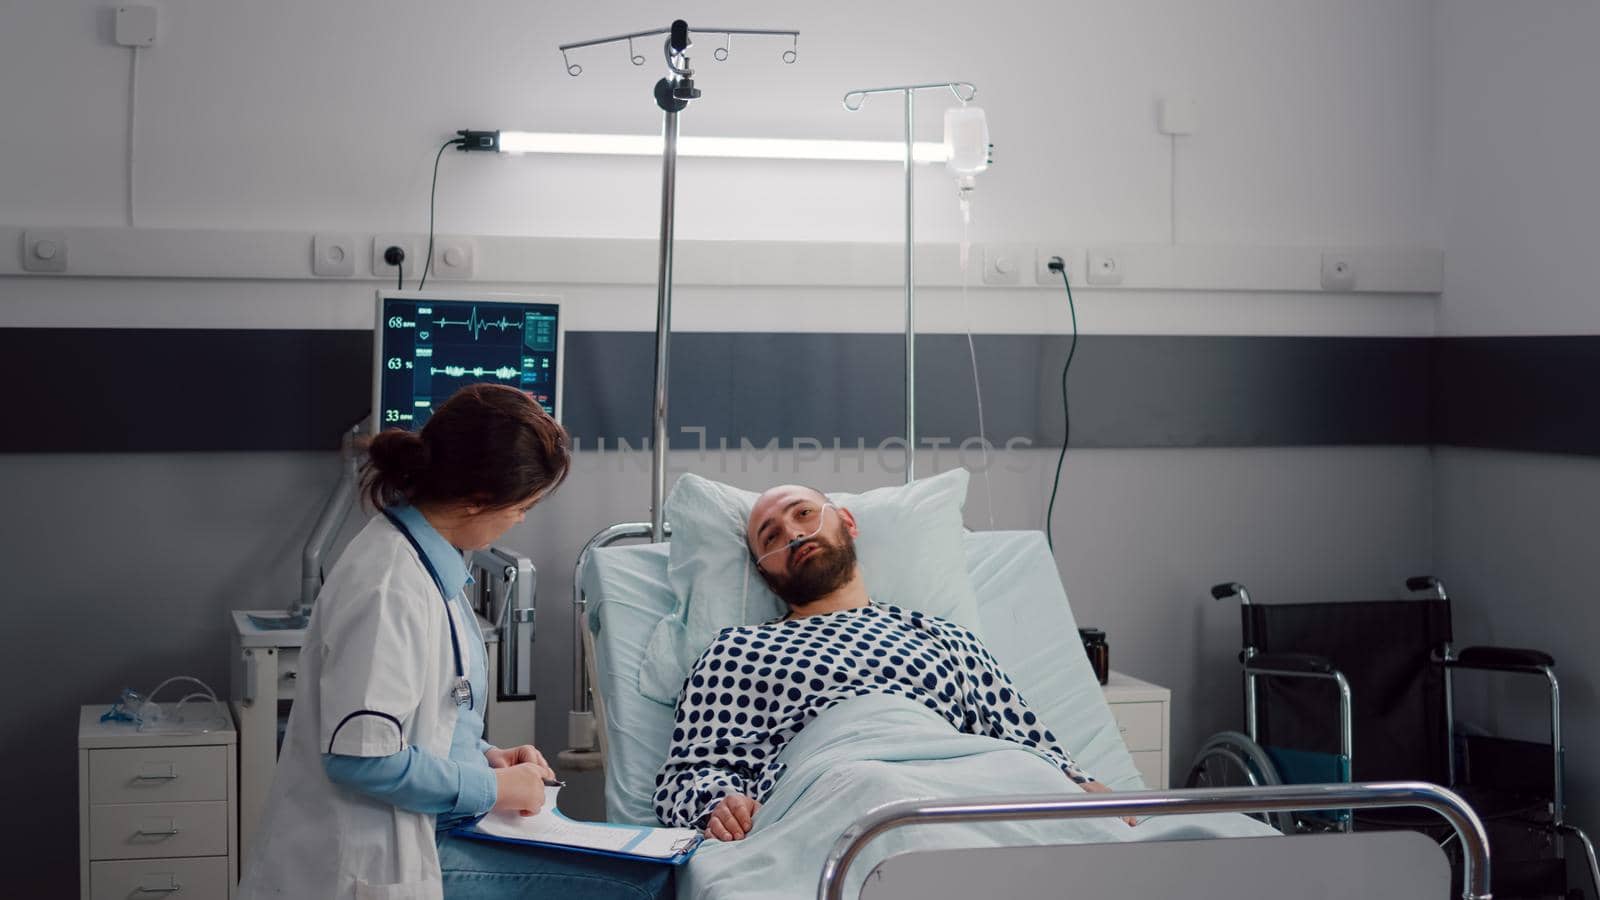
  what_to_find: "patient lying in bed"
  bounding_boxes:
[654,484,1122,839]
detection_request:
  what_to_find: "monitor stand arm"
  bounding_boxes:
[294,421,367,617]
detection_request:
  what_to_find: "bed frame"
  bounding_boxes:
[566,526,1497,900]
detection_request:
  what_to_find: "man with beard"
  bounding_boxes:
[653,485,1118,841]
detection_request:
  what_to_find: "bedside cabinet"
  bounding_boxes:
[78,706,237,900]
[1101,671,1172,789]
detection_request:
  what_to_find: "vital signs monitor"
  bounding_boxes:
[374,291,563,432]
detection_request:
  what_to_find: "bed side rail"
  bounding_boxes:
[818,781,1491,900]
[567,521,670,753]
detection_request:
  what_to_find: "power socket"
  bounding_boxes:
[1086,249,1125,285]
[1035,247,1083,285]
[1321,253,1356,291]
[373,235,419,279]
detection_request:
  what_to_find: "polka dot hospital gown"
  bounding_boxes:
[654,602,1096,828]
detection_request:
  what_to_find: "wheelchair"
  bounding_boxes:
[1187,577,1600,899]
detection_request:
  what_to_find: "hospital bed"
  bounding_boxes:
[569,523,1492,899]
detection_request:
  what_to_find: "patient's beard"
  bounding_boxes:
[766,534,858,609]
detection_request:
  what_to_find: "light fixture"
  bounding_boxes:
[456,129,950,163]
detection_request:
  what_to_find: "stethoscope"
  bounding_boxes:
[381,509,474,709]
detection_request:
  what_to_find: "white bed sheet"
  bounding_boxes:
[581,529,1146,825]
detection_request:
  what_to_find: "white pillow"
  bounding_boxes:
[637,468,985,703]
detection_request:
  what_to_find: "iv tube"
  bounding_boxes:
[960,209,995,529]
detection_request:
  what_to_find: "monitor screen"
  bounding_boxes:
[374,291,562,431]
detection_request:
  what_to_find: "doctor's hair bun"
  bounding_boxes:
[366,425,428,477]
[359,383,571,512]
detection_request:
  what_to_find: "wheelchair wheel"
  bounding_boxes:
[1185,731,1297,835]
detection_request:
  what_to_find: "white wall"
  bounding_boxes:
[0,0,1446,892]
[1429,0,1600,840]
[2,0,1436,247]
[1432,0,1600,337]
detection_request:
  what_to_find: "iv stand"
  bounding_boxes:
[842,82,977,483]
[560,20,799,542]
[649,24,695,543]
[556,20,801,765]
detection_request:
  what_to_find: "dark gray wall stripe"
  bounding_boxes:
[1431,336,1600,456]
[2,328,1592,455]
[0,329,371,453]
[563,333,1432,449]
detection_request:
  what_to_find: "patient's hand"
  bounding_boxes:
[1082,780,1138,826]
[706,793,762,842]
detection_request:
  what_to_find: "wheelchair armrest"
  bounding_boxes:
[1211,582,1244,600]
[1245,653,1337,676]
[1452,645,1555,674]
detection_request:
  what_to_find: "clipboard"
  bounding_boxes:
[455,787,703,866]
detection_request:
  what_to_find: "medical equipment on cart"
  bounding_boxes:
[103,676,230,735]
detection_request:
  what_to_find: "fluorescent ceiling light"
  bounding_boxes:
[495,131,950,163]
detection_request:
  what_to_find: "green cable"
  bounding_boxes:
[1046,266,1078,552]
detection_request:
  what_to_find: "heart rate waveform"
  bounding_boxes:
[429,364,522,380]
[430,306,522,341]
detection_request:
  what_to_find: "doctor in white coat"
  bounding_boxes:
[240,384,672,900]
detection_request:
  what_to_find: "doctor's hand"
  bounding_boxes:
[485,744,556,783]
[706,793,761,842]
[492,763,549,818]
[1081,780,1138,826]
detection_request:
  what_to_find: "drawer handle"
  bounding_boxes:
[136,762,180,781]
[136,819,182,838]
[137,874,183,894]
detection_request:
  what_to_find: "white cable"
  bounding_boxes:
[960,208,995,530]
[127,46,140,228]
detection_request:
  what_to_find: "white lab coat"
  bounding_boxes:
[240,514,478,900]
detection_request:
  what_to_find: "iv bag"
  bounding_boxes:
[944,106,990,175]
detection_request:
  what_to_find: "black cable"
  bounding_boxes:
[419,138,463,290]
[1045,264,1079,553]
[396,260,403,292]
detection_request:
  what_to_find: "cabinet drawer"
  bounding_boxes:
[91,856,230,900]
[1109,701,1164,752]
[89,801,229,861]
[90,746,228,805]
[1131,750,1167,790]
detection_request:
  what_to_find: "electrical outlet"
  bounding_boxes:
[372,235,420,279]
[1321,253,1356,291]
[312,234,356,277]
[432,237,476,280]
[1158,95,1197,136]
[1086,249,1125,285]
[1035,247,1082,285]
[21,230,67,273]
[982,243,1030,286]
[115,5,159,47]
